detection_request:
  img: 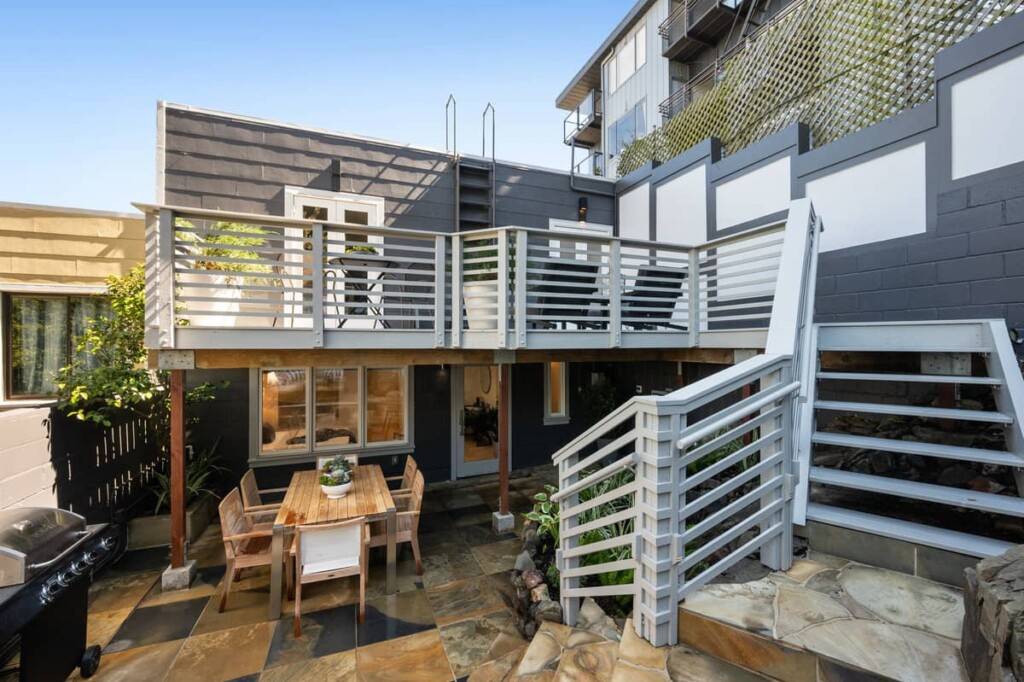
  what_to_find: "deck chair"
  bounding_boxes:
[531,260,603,330]
[239,469,284,522]
[621,266,688,331]
[384,455,418,495]
[368,470,425,574]
[217,488,291,612]
[292,517,369,636]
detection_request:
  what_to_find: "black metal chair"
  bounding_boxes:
[621,266,688,331]
[531,261,603,330]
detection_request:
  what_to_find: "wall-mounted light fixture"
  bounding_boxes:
[577,197,588,222]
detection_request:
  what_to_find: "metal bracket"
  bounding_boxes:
[782,473,795,501]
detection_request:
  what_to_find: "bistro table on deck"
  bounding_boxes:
[267,465,397,620]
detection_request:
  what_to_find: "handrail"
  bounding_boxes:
[675,380,800,450]
[552,398,639,463]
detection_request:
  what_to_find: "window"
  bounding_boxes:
[609,99,647,157]
[4,294,108,399]
[544,361,569,425]
[606,24,648,94]
[259,366,408,458]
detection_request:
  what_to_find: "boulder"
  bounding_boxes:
[514,551,535,572]
[534,599,563,624]
[962,545,1024,682]
[522,568,544,590]
[575,597,621,642]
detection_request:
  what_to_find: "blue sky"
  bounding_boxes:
[0,1,624,213]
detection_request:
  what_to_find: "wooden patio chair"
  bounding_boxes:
[291,517,369,636]
[217,488,291,612]
[532,260,603,330]
[367,470,425,574]
[384,455,418,495]
[239,469,284,522]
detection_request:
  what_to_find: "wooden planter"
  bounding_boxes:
[126,493,216,550]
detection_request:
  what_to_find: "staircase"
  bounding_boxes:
[798,319,1024,559]
[548,195,1024,656]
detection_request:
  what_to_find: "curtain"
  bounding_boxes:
[9,296,68,397]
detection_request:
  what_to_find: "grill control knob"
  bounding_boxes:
[70,560,88,575]
[100,536,116,551]
[40,581,61,604]
[57,571,75,587]
[82,551,98,565]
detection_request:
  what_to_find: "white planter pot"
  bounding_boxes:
[463,282,498,331]
[178,272,279,328]
[321,481,353,499]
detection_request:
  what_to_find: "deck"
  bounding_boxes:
[139,203,785,352]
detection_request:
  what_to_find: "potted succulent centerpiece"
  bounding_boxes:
[319,455,354,499]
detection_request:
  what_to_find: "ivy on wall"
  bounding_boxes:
[617,0,1023,177]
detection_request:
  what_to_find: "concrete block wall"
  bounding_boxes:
[817,166,1024,326]
[0,407,56,510]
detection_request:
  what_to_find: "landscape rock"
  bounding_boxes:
[530,584,550,603]
[575,597,622,642]
[534,599,563,624]
[514,551,535,572]
[962,545,1024,682]
[522,568,544,590]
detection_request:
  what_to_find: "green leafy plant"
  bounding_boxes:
[319,468,352,486]
[55,265,222,429]
[524,485,560,544]
[150,438,227,514]
[344,244,378,255]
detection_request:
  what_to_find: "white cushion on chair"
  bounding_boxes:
[299,523,361,576]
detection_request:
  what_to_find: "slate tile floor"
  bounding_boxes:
[53,466,554,682]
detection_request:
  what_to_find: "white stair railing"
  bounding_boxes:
[551,199,822,647]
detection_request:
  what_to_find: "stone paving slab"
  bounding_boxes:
[679,555,969,682]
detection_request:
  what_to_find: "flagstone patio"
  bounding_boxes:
[54,467,557,682]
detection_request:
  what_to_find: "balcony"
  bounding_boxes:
[563,89,602,147]
[141,204,790,353]
[660,0,743,62]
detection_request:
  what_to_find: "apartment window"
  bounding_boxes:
[260,366,408,457]
[4,294,108,399]
[609,99,647,157]
[606,24,648,94]
[544,361,569,425]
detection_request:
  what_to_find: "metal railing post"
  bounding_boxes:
[311,224,324,348]
[156,208,176,349]
[434,235,446,347]
[514,229,528,349]
[609,240,622,347]
[634,400,680,647]
[557,454,581,627]
[451,234,462,348]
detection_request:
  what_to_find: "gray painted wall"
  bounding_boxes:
[162,105,614,231]
[614,11,1024,345]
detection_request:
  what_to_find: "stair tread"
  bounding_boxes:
[809,466,1024,516]
[811,431,1022,468]
[815,399,1014,424]
[806,502,1013,557]
[817,371,1001,385]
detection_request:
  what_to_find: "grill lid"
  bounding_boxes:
[0,508,86,558]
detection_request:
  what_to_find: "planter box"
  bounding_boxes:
[463,282,499,331]
[127,493,216,550]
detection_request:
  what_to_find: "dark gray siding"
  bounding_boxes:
[162,106,614,232]
[816,165,1024,329]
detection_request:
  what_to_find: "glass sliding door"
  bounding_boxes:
[453,365,501,478]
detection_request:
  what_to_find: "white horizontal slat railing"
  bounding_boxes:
[140,203,798,351]
[549,199,823,647]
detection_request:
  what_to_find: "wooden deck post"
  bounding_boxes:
[498,363,511,516]
[169,369,186,568]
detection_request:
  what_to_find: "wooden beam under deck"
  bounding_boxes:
[149,346,743,370]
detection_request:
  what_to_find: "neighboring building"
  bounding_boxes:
[0,202,144,510]
[557,0,793,178]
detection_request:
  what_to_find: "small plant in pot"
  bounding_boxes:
[319,456,354,499]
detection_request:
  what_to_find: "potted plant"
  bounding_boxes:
[319,456,354,499]
[462,238,505,331]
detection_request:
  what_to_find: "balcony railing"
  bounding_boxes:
[563,89,602,145]
[141,204,788,352]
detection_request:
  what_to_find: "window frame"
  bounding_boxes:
[2,291,108,401]
[543,361,570,426]
[254,364,412,464]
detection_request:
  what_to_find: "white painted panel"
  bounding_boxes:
[618,183,650,241]
[952,52,1024,179]
[806,142,927,253]
[655,165,707,245]
[715,157,791,230]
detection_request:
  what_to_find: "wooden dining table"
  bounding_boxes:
[267,464,397,620]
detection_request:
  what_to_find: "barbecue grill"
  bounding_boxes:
[0,508,120,680]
